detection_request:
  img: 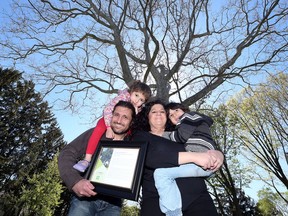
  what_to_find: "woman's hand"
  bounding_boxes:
[191,152,217,170]
[207,150,224,171]
[178,151,224,171]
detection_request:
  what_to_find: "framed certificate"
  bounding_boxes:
[85,140,148,201]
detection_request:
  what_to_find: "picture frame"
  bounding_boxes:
[85,140,148,201]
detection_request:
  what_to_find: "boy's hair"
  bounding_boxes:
[128,80,152,101]
[165,102,190,113]
[164,102,190,130]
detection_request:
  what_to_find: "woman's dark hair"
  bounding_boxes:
[131,99,168,132]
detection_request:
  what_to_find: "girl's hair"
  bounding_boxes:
[128,80,152,101]
[131,99,168,132]
[165,102,190,113]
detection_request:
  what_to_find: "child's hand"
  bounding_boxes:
[134,106,139,114]
[105,127,115,138]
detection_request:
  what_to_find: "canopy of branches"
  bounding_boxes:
[0,0,287,112]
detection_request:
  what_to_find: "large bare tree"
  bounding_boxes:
[0,0,287,112]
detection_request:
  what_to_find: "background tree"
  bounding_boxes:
[0,68,66,215]
[206,105,256,215]
[19,154,63,216]
[0,0,287,117]
[256,187,288,215]
[227,72,288,200]
[205,72,288,214]
[120,200,140,216]
[54,187,72,216]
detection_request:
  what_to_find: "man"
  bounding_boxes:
[58,101,136,216]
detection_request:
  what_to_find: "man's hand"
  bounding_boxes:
[72,179,97,197]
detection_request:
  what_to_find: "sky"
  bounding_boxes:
[53,109,93,142]
[0,0,101,142]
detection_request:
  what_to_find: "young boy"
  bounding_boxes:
[154,102,217,216]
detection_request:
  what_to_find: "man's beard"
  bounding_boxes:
[111,123,130,135]
[113,129,129,135]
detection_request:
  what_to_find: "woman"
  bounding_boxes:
[131,99,222,216]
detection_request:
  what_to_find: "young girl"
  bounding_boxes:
[73,80,152,172]
[154,102,217,216]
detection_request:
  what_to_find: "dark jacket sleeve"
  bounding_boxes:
[169,112,213,143]
[58,128,94,190]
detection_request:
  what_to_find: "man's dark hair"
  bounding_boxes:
[113,100,136,120]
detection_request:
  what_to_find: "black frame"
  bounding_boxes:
[85,140,148,201]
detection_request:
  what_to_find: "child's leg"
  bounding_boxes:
[73,117,106,172]
[85,117,106,156]
[154,164,213,216]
